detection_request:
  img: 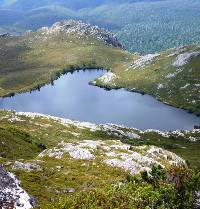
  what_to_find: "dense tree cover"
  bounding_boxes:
[0,0,200,54]
[0,0,164,10]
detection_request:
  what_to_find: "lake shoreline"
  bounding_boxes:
[0,69,199,131]
[1,67,200,118]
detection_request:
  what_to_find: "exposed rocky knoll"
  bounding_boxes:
[36,20,123,48]
[172,50,200,67]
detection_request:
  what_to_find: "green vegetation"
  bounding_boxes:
[0,21,199,115]
[0,22,136,97]
[0,110,200,208]
[93,45,200,116]
[1,0,200,54]
[49,166,200,209]
[0,126,44,159]
[0,2,199,208]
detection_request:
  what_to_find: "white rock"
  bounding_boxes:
[157,84,164,89]
[37,20,122,48]
[98,72,117,84]
[165,69,183,78]
[69,149,94,160]
[167,47,186,57]
[172,51,200,67]
[38,139,186,176]
[15,112,141,139]
[129,53,160,70]
[0,166,33,209]
[180,83,190,89]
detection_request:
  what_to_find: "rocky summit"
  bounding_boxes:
[37,20,123,48]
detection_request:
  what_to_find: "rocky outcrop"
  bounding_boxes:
[12,161,42,172]
[127,53,160,70]
[96,72,118,84]
[15,111,141,139]
[38,140,186,176]
[0,165,34,209]
[172,51,200,67]
[38,19,123,48]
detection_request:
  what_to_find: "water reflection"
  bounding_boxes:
[0,69,199,131]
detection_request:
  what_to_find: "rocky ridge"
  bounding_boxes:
[37,19,123,48]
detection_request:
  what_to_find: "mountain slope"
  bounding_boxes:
[0,110,200,208]
[1,0,200,54]
[93,45,200,115]
[0,20,133,95]
[0,20,199,115]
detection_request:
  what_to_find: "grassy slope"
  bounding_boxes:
[94,45,200,115]
[0,28,136,96]
[0,22,199,115]
[0,110,200,207]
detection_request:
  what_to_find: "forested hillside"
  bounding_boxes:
[0,0,200,54]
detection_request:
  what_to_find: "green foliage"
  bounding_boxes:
[141,165,166,187]
[0,125,44,159]
[1,0,200,54]
[47,166,200,209]
[0,111,199,207]
[0,17,200,116]
[166,166,200,208]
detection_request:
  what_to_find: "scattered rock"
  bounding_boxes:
[13,161,42,172]
[180,83,190,89]
[69,148,95,160]
[194,192,200,209]
[15,112,141,139]
[66,188,75,193]
[38,140,186,176]
[165,68,183,79]
[128,53,160,70]
[157,83,165,89]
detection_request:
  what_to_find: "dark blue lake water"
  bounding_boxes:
[0,69,199,131]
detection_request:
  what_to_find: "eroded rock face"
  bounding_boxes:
[0,165,34,209]
[38,19,123,48]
